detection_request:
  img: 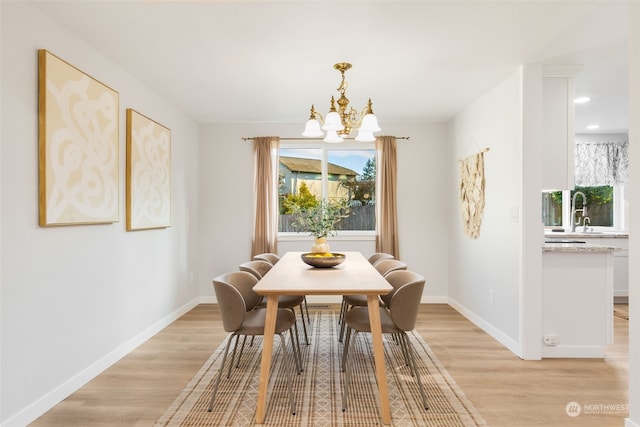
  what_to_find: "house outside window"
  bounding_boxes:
[278,144,376,234]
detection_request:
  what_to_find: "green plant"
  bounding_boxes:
[290,198,351,238]
[282,182,318,214]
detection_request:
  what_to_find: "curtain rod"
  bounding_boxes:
[242,136,410,141]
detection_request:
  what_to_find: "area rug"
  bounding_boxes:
[614,304,629,320]
[155,310,487,426]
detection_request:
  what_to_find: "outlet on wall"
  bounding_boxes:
[544,333,559,346]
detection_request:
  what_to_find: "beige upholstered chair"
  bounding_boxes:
[367,252,394,265]
[341,270,428,412]
[240,260,310,346]
[338,259,408,342]
[209,271,300,414]
[239,260,273,282]
[252,252,281,265]
[252,253,311,330]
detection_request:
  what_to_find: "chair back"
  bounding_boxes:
[212,274,250,333]
[368,252,394,265]
[374,259,407,277]
[253,253,280,265]
[239,260,272,280]
[385,271,426,331]
[214,271,262,311]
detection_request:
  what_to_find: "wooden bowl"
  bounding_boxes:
[300,252,346,268]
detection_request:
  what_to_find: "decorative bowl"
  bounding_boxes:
[301,252,346,268]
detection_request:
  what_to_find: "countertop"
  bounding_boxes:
[543,241,621,253]
[543,231,627,252]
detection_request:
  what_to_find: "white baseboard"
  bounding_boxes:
[542,345,605,358]
[1,298,200,427]
[447,297,521,357]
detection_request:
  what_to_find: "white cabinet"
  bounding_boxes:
[542,66,582,190]
[542,249,614,358]
[582,237,629,300]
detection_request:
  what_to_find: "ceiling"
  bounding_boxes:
[32,0,630,134]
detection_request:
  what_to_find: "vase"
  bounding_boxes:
[311,237,330,254]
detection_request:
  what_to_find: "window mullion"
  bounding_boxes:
[321,148,328,200]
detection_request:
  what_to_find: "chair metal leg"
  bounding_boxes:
[278,333,297,415]
[289,327,302,373]
[226,334,240,379]
[288,310,304,371]
[298,305,310,345]
[341,326,352,372]
[338,303,351,343]
[235,335,248,368]
[396,332,412,369]
[341,330,358,411]
[338,300,346,325]
[402,333,429,410]
[208,333,235,412]
[303,296,311,325]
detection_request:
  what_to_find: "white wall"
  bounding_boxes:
[197,122,449,303]
[447,70,523,353]
[0,3,200,425]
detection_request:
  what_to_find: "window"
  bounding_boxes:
[278,144,376,233]
[542,185,623,229]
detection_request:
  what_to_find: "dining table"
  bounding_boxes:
[252,251,394,425]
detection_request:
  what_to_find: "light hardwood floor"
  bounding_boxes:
[31,304,628,426]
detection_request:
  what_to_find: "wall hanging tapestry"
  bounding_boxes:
[126,109,171,231]
[459,148,488,239]
[38,49,119,226]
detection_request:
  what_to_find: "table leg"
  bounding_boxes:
[255,294,279,424]
[367,295,391,425]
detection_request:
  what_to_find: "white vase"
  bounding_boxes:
[311,237,330,254]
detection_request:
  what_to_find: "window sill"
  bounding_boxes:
[278,231,376,242]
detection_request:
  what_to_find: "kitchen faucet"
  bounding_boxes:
[570,191,587,232]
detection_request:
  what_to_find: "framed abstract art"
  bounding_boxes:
[38,49,119,226]
[126,109,171,231]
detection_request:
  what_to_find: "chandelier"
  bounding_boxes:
[302,62,381,143]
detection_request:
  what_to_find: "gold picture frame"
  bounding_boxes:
[126,109,171,231]
[38,49,119,226]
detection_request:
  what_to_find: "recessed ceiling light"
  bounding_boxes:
[574,96,591,104]
[587,124,600,130]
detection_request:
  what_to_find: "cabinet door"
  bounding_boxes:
[542,76,574,190]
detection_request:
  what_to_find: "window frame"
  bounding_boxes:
[277,140,377,239]
[548,184,626,231]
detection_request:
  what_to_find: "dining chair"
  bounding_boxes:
[367,252,394,265]
[253,252,281,265]
[239,260,310,346]
[209,271,300,414]
[338,259,408,342]
[252,253,311,339]
[341,270,428,412]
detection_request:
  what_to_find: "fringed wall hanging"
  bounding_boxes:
[459,147,489,239]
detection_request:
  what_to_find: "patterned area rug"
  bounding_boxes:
[155,310,486,426]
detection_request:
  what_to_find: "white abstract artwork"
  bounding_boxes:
[126,109,171,231]
[38,49,119,226]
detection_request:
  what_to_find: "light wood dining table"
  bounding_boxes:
[252,251,394,425]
